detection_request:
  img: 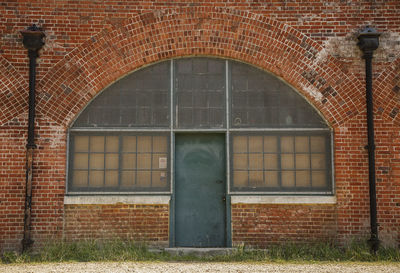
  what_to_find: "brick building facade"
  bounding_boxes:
[1,1,399,251]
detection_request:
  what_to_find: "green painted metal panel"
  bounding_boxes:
[175,134,226,247]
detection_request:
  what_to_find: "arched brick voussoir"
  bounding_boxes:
[0,55,28,126]
[374,57,400,126]
[37,7,364,128]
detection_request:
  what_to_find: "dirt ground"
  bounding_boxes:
[1,261,400,273]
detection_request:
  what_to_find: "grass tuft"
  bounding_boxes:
[1,239,399,264]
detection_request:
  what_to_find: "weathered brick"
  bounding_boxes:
[1,1,400,252]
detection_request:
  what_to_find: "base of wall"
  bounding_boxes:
[231,203,338,248]
[63,204,169,244]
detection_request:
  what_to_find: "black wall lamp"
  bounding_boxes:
[20,24,45,252]
[357,26,381,254]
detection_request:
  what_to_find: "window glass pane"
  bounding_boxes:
[75,136,89,152]
[281,154,294,169]
[90,154,104,169]
[105,171,118,187]
[137,136,151,152]
[90,136,104,152]
[233,171,248,187]
[179,108,193,126]
[312,171,327,187]
[152,171,167,188]
[282,171,295,187]
[264,136,277,153]
[264,154,278,169]
[233,136,247,153]
[249,154,263,170]
[295,136,309,153]
[137,154,151,169]
[137,108,151,124]
[296,170,310,187]
[311,154,326,169]
[233,154,248,169]
[74,153,88,169]
[137,171,151,187]
[121,171,135,188]
[122,136,136,152]
[311,136,326,152]
[232,110,247,126]
[72,171,88,187]
[105,154,119,169]
[177,58,192,74]
[89,170,104,187]
[122,154,136,169]
[153,136,167,153]
[249,171,263,187]
[106,136,119,152]
[296,154,310,169]
[249,136,263,152]
[281,136,294,153]
[265,171,278,187]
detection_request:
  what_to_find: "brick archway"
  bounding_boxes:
[35,7,364,128]
[374,57,400,126]
[0,56,28,126]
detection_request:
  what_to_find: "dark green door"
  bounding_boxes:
[175,134,226,247]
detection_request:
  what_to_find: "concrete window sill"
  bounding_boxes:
[230,195,336,204]
[64,195,171,205]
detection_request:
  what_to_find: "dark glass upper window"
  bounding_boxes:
[74,62,170,128]
[175,58,226,129]
[230,61,327,128]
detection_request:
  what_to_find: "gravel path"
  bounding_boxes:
[1,262,400,273]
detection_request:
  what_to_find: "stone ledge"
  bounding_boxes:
[64,195,171,205]
[231,195,336,204]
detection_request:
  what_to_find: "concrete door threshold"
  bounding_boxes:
[165,247,233,256]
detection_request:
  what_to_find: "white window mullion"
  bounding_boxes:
[226,60,231,194]
[170,59,174,194]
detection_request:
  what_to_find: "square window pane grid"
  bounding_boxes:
[175,58,226,129]
[230,61,327,128]
[70,134,169,191]
[74,62,170,128]
[231,134,330,192]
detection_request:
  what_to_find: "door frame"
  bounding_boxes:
[169,132,232,248]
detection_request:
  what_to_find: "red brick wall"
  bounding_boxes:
[0,117,26,252]
[0,115,65,252]
[1,1,400,251]
[334,112,400,246]
[64,204,169,246]
[1,1,399,79]
[232,204,337,247]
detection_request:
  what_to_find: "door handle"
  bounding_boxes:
[216,180,223,184]
[222,195,226,202]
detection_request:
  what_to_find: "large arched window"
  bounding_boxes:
[68,58,332,194]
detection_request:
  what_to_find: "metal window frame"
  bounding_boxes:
[67,58,334,196]
[68,131,171,194]
[228,130,333,195]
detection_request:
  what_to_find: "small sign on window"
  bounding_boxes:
[159,157,167,169]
